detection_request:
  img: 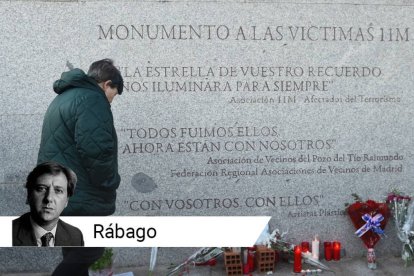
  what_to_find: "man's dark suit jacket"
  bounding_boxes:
[12,213,84,246]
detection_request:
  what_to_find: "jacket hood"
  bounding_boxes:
[53,68,102,95]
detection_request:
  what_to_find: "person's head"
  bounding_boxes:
[87,59,123,103]
[25,162,77,230]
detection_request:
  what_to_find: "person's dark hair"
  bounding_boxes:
[26,162,77,197]
[87,58,124,95]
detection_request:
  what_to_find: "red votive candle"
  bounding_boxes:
[333,241,341,261]
[274,250,280,264]
[324,242,332,261]
[243,264,249,274]
[247,247,255,272]
[293,245,302,273]
[301,241,310,252]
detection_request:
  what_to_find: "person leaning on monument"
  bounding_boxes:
[13,162,83,247]
[37,59,123,276]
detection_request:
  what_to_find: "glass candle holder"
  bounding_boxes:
[301,241,310,253]
[333,241,341,261]
[293,245,302,273]
[324,242,332,261]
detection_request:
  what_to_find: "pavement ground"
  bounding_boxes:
[2,256,414,276]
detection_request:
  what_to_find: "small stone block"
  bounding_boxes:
[225,263,243,276]
[224,251,242,266]
[257,261,275,273]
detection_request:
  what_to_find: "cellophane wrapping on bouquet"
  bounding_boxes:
[166,247,223,276]
[346,193,390,269]
[387,191,414,266]
[264,228,332,272]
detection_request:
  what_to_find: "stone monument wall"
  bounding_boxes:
[0,0,413,272]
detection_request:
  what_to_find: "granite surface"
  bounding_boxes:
[0,0,413,272]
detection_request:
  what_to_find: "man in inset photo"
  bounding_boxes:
[13,162,84,247]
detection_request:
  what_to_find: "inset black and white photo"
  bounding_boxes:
[13,162,84,247]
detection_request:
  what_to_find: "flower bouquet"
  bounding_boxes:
[264,229,332,272]
[386,190,414,266]
[346,193,390,269]
[166,247,223,276]
[89,248,114,276]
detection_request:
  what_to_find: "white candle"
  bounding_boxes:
[243,249,248,263]
[233,247,241,254]
[311,235,320,260]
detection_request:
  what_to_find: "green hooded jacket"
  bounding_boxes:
[37,69,120,216]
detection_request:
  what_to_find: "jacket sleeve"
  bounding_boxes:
[74,94,120,190]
